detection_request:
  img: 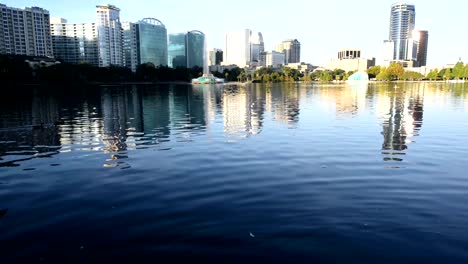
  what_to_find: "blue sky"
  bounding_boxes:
[2,0,465,66]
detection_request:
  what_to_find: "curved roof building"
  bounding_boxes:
[138,18,168,66]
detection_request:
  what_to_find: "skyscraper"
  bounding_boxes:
[122,22,139,71]
[168,30,205,69]
[122,18,168,72]
[389,3,415,61]
[96,5,123,67]
[168,33,186,68]
[250,32,264,64]
[186,30,205,68]
[223,29,252,67]
[413,30,429,67]
[50,18,99,65]
[0,4,53,57]
[276,39,301,64]
[139,18,168,67]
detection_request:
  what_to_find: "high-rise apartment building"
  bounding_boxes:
[168,30,205,69]
[122,22,139,71]
[276,39,301,64]
[96,5,123,67]
[50,18,99,65]
[389,3,415,62]
[0,4,53,57]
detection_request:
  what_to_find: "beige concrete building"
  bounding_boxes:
[285,62,317,74]
[326,49,375,72]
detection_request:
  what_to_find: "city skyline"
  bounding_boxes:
[1,0,466,67]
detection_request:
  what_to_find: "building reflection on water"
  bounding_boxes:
[267,84,301,126]
[377,84,425,162]
[99,86,143,167]
[222,85,264,136]
[0,88,61,166]
[1,82,466,167]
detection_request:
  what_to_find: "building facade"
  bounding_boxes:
[223,29,252,67]
[413,30,429,67]
[327,49,375,72]
[338,49,361,60]
[389,3,415,62]
[51,18,99,65]
[122,18,167,72]
[138,18,168,67]
[250,32,264,65]
[276,39,300,64]
[168,33,186,68]
[209,49,223,66]
[0,4,53,57]
[186,30,205,68]
[265,51,285,68]
[96,5,123,67]
[122,22,139,71]
[168,30,205,69]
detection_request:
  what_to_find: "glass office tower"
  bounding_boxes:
[138,18,167,66]
[186,30,205,68]
[168,33,186,68]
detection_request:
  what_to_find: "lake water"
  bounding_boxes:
[1,82,468,263]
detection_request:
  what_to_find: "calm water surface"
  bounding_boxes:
[1,82,468,263]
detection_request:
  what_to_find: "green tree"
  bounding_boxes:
[271,72,281,82]
[402,71,424,81]
[310,70,322,81]
[463,65,468,80]
[426,69,439,81]
[320,71,332,82]
[332,69,346,81]
[452,61,465,80]
[387,63,405,80]
[367,66,381,79]
[444,68,453,80]
[376,67,390,81]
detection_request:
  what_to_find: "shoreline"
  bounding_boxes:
[3,80,462,87]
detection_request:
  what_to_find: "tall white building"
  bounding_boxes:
[223,29,252,67]
[0,4,53,57]
[50,18,99,65]
[96,5,123,67]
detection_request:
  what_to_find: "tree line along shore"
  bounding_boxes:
[1,55,466,85]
